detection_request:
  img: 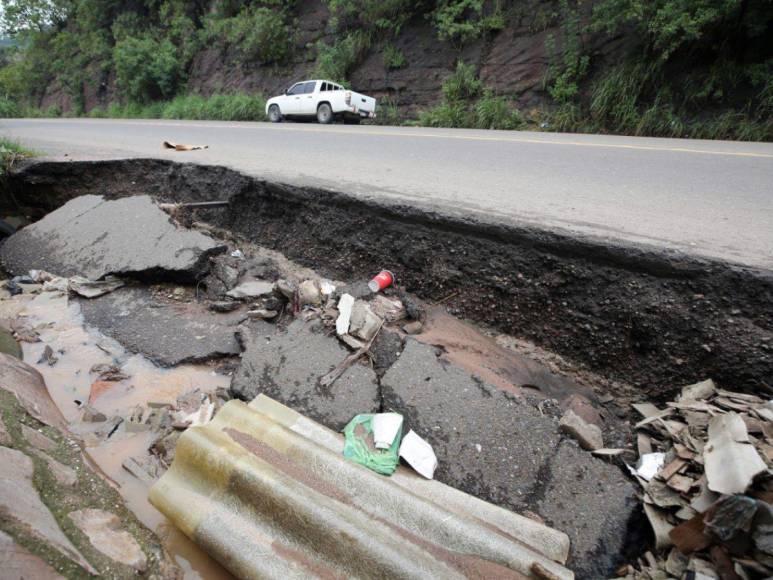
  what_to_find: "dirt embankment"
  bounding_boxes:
[6,158,772,399]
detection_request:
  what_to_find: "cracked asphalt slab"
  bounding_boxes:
[2,118,772,269]
[0,194,225,281]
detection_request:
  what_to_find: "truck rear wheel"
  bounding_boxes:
[317,103,333,124]
[268,105,282,123]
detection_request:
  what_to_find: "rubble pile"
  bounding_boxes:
[623,379,773,579]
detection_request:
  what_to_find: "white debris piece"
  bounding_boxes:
[319,280,336,296]
[636,452,666,481]
[349,301,382,341]
[679,379,716,402]
[373,413,403,450]
[704,412,766,495]
[399,430,438,479]
[68,275,124,298]
[336,294,355,335]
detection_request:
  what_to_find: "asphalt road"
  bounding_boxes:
[2,118,772,269]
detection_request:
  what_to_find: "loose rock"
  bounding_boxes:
[559,409,604,451]
[68,509,148,572]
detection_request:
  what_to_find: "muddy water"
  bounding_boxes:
[12,291,234,579]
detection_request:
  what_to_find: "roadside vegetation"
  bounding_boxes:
[0,137,32,177]
[0,0,770,140]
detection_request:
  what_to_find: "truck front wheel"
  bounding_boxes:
[317,103,334,124]
[268,105,282,123]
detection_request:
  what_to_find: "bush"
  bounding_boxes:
[114,35,184,103]
[203,6,293,64]
[474,91,524,130]
[419,101,474,128]
[373,96,401,125]
[0,97,20,118]
[324,0,416,33]
[314,31,371,84]
[432,0,505,45]
[442,61,482,102]
[161,93,267,121]
[382,44,406,70]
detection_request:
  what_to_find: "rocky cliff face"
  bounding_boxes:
[183,0,563,114]
[41,0,618,117]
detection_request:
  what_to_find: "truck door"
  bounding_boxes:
[300,81,319,115]
[284,82,305,114]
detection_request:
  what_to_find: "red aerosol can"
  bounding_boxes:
[368,270,394,293]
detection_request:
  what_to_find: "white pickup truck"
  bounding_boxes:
[266,80,377,124]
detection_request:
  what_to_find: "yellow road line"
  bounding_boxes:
[8,118,773,159]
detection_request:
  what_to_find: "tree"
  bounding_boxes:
[0,0,72,35]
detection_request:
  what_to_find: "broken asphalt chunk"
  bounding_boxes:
[0,195,226,281]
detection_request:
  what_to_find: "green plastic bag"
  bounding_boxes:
[343,414,402,475]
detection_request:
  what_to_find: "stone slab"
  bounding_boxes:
[0,529,65,580]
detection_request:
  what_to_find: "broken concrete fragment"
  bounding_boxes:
[275,278,297,301]
[0,195,225,280]
[559,408,603,450]
[369,295,406,322]
[37,345,58,366]
[349,301,382,341]
[69,509,148,572]
[246,309,278,320]
[339,334,365,350]
[80,286,242,365]
[122,457,156,485]
[89,363,129,382]
[81,405,107,423]
[232,319,379,430]
[226,279,275,299]
[0,447,95,574]
[680,379,717,402]
[298,279,321,306]
[704,413,766,495]
[402,320,423,335]
[0,529,65,580]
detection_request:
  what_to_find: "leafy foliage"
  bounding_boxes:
[382,44,406,70]
[202,5,293,63]
[113,35,183,103]
[431,0,505,45]
[420,62,524,129]
[313,31,371,84]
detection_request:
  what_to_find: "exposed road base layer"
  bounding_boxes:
[6,158,772,397]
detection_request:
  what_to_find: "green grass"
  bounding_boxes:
[86,93,268,122]
[0,137,34,177]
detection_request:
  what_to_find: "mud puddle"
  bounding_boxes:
[8,291,233,579]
